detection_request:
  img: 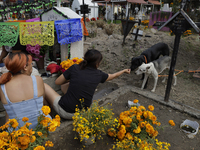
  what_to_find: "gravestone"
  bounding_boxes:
[41,7,84,61]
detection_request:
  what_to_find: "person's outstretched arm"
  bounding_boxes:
[106,69,130,81]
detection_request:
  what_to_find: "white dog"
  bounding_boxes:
[135,56,177,92]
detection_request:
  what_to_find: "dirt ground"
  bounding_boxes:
[47,92,200,150]
[47,21,200,150]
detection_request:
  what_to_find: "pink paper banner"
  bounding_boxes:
[26,18,40,22]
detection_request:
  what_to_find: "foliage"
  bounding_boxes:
[104,23,115,35]
[0,106,61,150]
[72,100,118,142]
[108,100,174,150]
[56,57,83,73]
[96,19,105,29]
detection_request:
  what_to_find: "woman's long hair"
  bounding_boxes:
[79,49,103,70]
[0,52,32,84]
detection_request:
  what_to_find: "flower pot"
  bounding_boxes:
[36,57,44,69]
[81,135,95,146]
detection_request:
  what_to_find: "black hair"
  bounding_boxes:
[79,49,103,70]
[12,36,27,53]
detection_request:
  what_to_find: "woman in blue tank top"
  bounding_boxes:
[0,52,51,129]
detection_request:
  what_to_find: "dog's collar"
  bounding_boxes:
[143,55,147,64]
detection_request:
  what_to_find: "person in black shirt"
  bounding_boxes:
[44,49,130,119]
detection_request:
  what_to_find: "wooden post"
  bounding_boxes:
[164,33,181,101]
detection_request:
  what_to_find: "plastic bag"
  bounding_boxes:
[180,119,199,139]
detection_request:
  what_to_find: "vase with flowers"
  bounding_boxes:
[56,57,83,74]
[108,99,174,150]
[26,44,49,69]
[72,99,118,145]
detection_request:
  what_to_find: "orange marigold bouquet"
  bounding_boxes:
[57,57,83,73]
[0,106,60,150]
[108,100,172,150]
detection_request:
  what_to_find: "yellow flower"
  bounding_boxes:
[148,105,154,111]
[9,118,19,128]
[18,135,31,146]
[22,117,29,122]
[125,132,133,140]
[45,140,54,147]
[30,136,36,143]
[37,131,43,136]
[169,120,175,126]
[139,122,146,128]
[107,128,116,137]
[40,117,51,127]
[34,146,45,150]
[41,106,51,116]
[133,126,141,134]
[117,129,126,141]
[133,99,138,103]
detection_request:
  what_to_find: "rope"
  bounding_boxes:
[158,69,200,77]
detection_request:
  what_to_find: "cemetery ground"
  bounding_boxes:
[46,22,200,150]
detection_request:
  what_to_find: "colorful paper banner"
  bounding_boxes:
[0,22,19,47]
[19,21,54,46]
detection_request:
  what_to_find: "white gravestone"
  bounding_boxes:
[41,7,84,61]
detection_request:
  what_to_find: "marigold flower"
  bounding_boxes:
[125,132,133,140]
[148,105,154,111]
[133,126,141,134]
[41,106,51,116]
[37,131,43,136]
[45,140,54,147]
[18,135,31,146]
[9,118,19,128]
[30,136,36,143]
[22,117,29,122]
[133,99,138,103]
[169,120,175,126]
[107,128,116,137]
[34,146,45,150]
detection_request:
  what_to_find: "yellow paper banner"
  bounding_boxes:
[19,21,54,46]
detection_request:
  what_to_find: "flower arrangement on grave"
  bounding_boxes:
[72,100,118,143]
[91,17,96,21]
[129,17,135,21]
[183,30,192,37]
[141,20,149,26]
[86,17,90,22]
[169,30,175,36]
[0,106,61,149]
[56,57,83,73]
[144,26,148,30]
[108,100,173,150]
[26,44,48,61]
